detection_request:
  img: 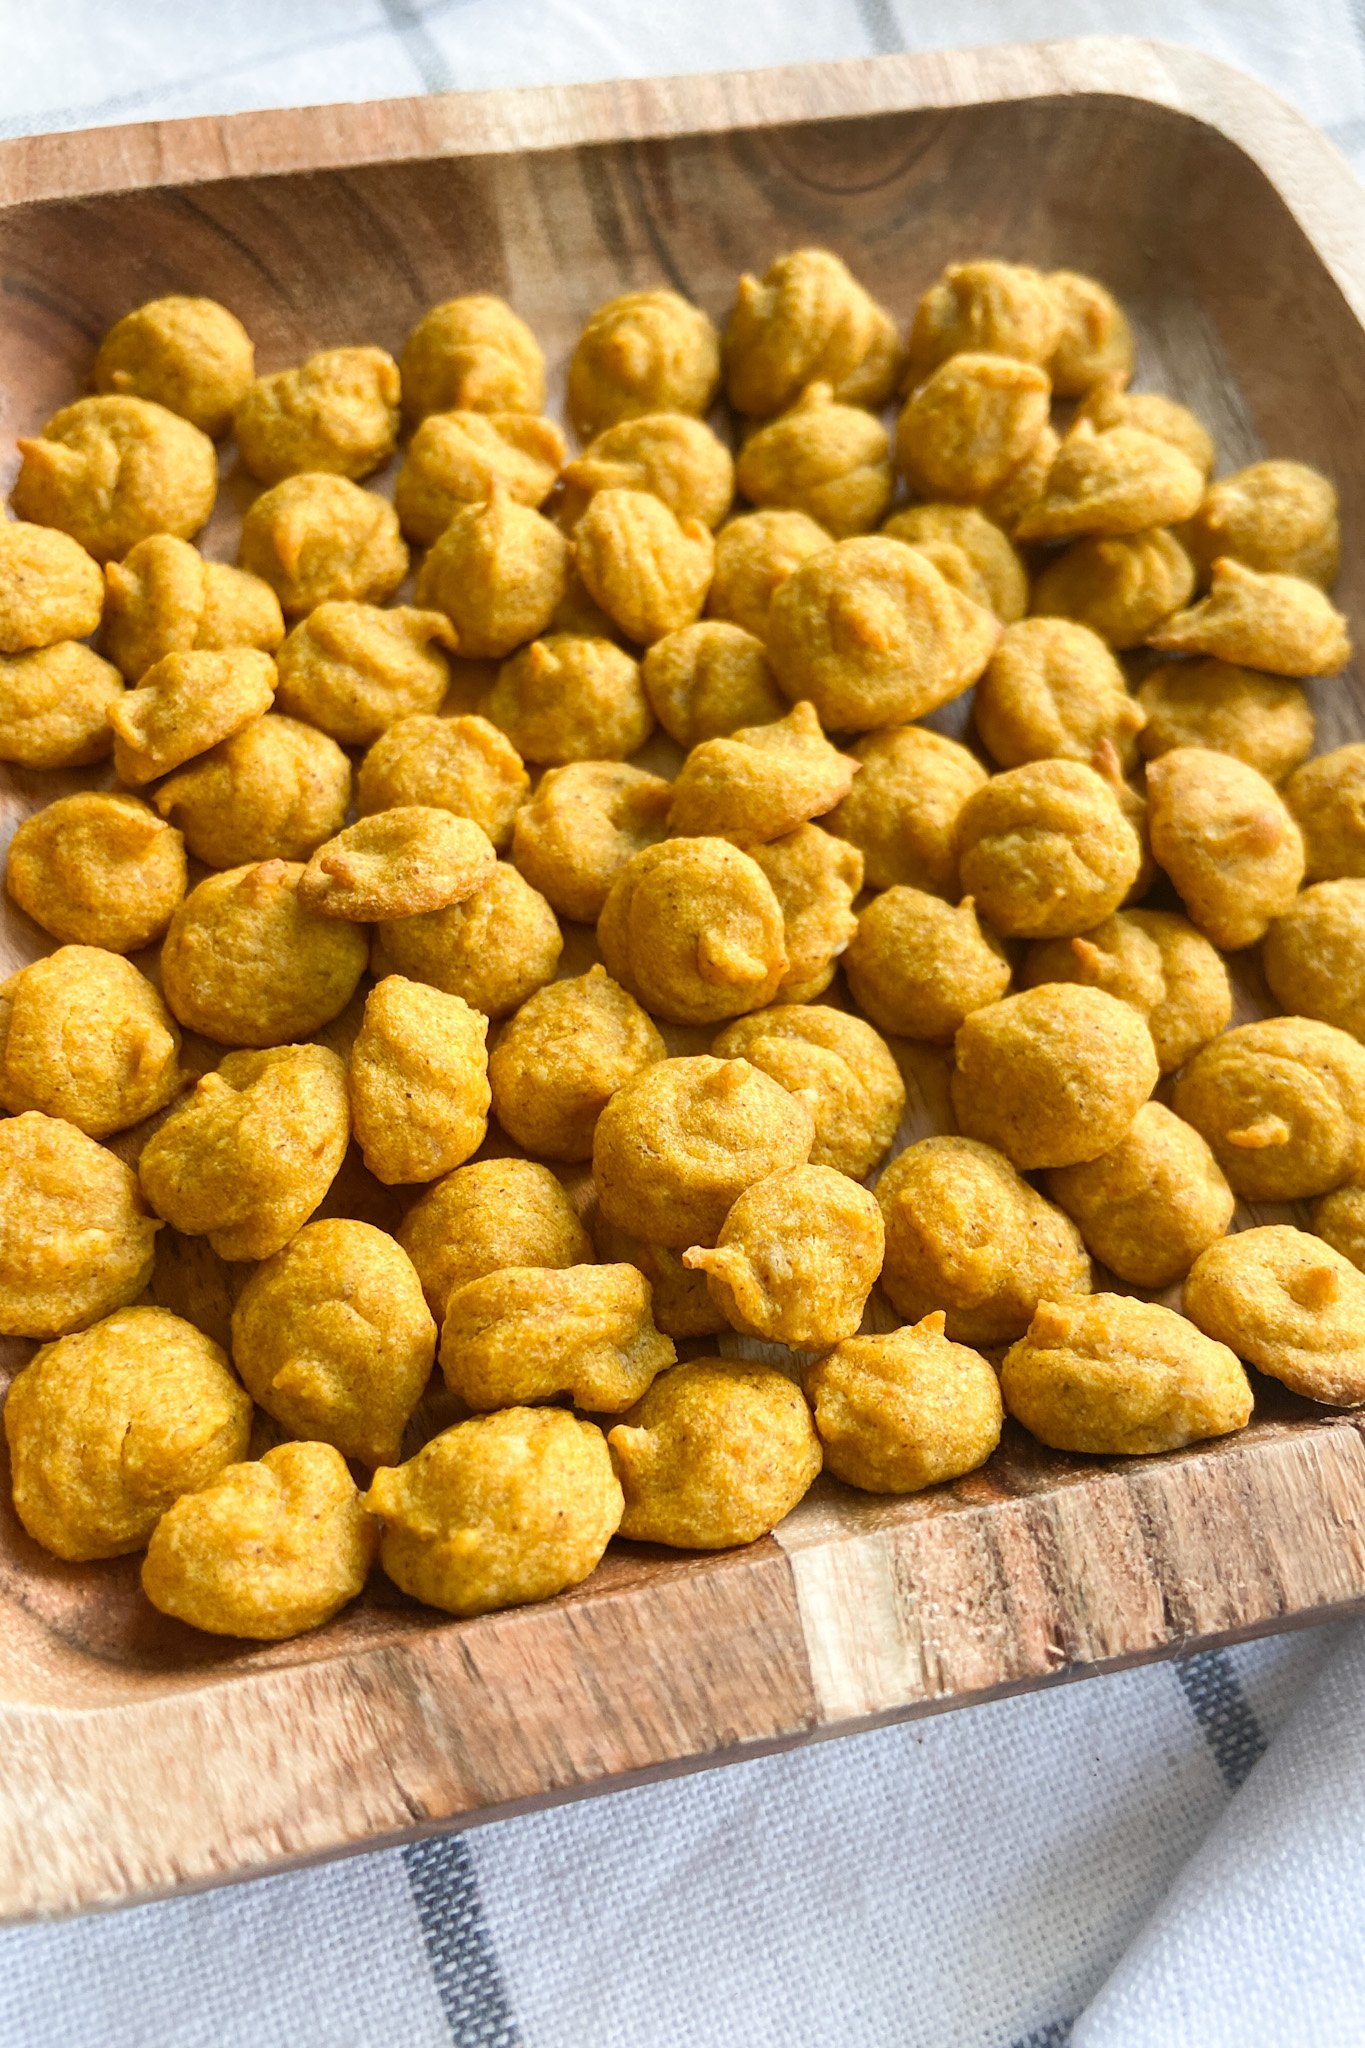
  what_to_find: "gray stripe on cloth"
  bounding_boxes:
[404,1835,522,2047]
[855,0,903,55]
[1007,2022,1073,2048]
[1175,1649,1268,1792]
[380,0,459,93]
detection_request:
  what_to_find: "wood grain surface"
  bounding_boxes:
[3,36,1365,1920]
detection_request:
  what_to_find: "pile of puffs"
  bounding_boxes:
[1,251,1363,1644]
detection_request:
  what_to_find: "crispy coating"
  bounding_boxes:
[1185,1225,1365,1407]
[562,412,733,530]
[349,975,489,1185]
[807,1312,1003,1493]
[139,1044,349,1261]
[724,248,900,417]
[952,983,1159,1171]
[1017,420,1204,543]
[102,533,283,682]
[1264,880,1365,1040]
[1045,271,1135,396]
[1030,529,1195,652]
[232,1220,435,1465]
[1021,908,1231,1074]
[142,1440,376,1638]
[597,837,788,1025]
[1002,1293,1252,1455]
[357,712,529,850]
[845,886,1009,1041]
[667,700,856,843]
[705,509,831,641]
[1146,746,1305,949]
[489,966,664,1162]
[683,1164,883,1347]
[1312,1181,1365,1272]
[511,759,671,922]
[6,790,186,952]
[0,641,122,768]
[395,409,564,543]
[1045,1102,1234,1289]
[826,723,986,896]
[238,473,408,615]
[153,713,350,868]
[766,536,999,731]
[568,290,720,438]
[0,1113,159,1337]
[1149,558,1350,676]
[642,621,784,746]
[573,488,714,647]
[441,1261,674,1412]
[750,823,862,1002]
[1074,376,1215,476]
[365,1407,620,1617]
[980,420,1060,537]
[881,504,1027,623]
[957,758,1141,939]
[400,296,546,422]
[593,1054,814,1248]
[109,646,276,785]
[1137,658,1314,785]
[6,1306,250,1560]
[487,633,654,763]
[906,259,1064,382]
[896,352,1051,502]
[161,860,366,1046]
[375,860,561,1018]
[0,947,183,1137]
[273,602,455,746]
[0,521,103,651]
[713,1004,905,1180]
[876,1135,1088,1345]
[12,395,216,562]
[608,1358,821,1548]
[235,346,400,483]
[1286,744,1365,880]
[1182,459,1339,587]
[974,618,1144,770]
[735,383,892,538]
[589,1217,728,1338]
[398,1157,591,1320]
[93,296,253,437]
[300,807,495,921]
[415,487,569,659]
[1171,1016,1365,1202]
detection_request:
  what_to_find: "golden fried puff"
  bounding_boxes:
[973,617,1144,771]
[1044,1101,1234,1289]
[102,533,284,683]
[1185,1225,1365,1407]
[713,1003,905,1181]
[905,259,1063,383]
[593,1054,814,1248]
[844,886,1010,1041]
[374,860,561,1019]
[1285,744,1365,880]
[5,790,186,952]
[1015,419,1204,542]
[142,1440,376,1639]
[398,1157,592,1321]
[896,352,1051,502]
[683,1164,883,1348]
[92,295,254,438]
[0,641,123,769]
[560,412,733,531]
[1264,880,1365,1041]
[705,508,831,641]
[806,1312,1004,1494]
[1045,271,1135,396]
[735,383,892,538]
[1182,459,1339,588]
[5,1305,250,1560]
[1029,529,1195,652]
[0,1112,160,1338]
[1149,559,1349,676]
[1146,746,1305,950]
[641,620,785,747]
[1136,658,1314,785]
[666,700,857,843]
[880,503,1028,623]
[349,975,489,1185]
[364,1407,621,1617]
[160,860,367,1046]
[750,823,862,1002]
[138,1044,349,1261]
[272,602,455,746]
[1073,376,1214,477]
[573,488,714,646]
[596,836,788,1026]
[568,290,721,438]
[238,473,408,615]
[590,1219,728,1340]
[486,633,654,763]
[876,1135,1089,1346]
[414,486,569,659]
[108,646,276,786]
[981,422,1060,537]
[153,713,351,869]
[0,947,183,1137]
[356,712,529,850]
[1021,908,1231,1074]
[608,1358,821,1548]
[234,345,400,483]
[1171,1015,1365,1203]
[231,1219,435,1465]
[956,758,1141,939]
[511,759,671,923]
[952,983,1159,1171]
[299,807,495,921]
[440,1261,674,1413]
[12,395,217,561]
[400,296,546,423]
[826,722,987,896]
[724,248,900,417]
[1001,1293,1252,1455]
[488,966,664,1163]
[395,408,564,543]
[1312,1181,1365,1272]
[0,520,103,651]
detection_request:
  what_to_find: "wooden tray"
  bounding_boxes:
[4,34,1365,1922]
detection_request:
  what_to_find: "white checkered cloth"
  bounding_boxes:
[4,6,1365,2044]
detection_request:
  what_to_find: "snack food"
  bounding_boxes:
[1020,908,1231,1073]
[956,758,1142,939]
[1181,459,1340,587]
[1150,559,1349,676]
[683,1164,883,1347]
[597,836,788,1025]
[374,860,561,1019]
[1136,658,1314,784]
[844,886,1010,1041]
[1016,420,1204,542]
[972,617,1144,769]
[93,296,254,438]
[511,759,671,923]
[440,1262,675,1412]
[486,633,654,763]
[1311,1181,1365,1272]
[573,488,714,646]
[398,1157,592,1320]
[641,621,785,747]
[0,641,123,769]
[666,700,857,843]
[0,946,183,1137]
[348,974,490,1185]
[807,1314,1004,1494]
[1171,1015,1365,1202]
[1029,529,1195,651]
[160,860,367,1046]
[906,259,1064,381]
[750,823,862,1002]
[1073,376,1214,475]
[102,533,284,683]
[1044,1102,1234,1289]
[1263,879,1365,1040]
[5,790,186,952]
[705,509,831,640]
[0,1112,160,1338]
[395,408,564,543]
[826,722,987,895]
[488,966,664,1162]
[152,713,350,868]
[235,345,401,483]
[299,807,495,921]
[1184,1226,1365,1407]
[735,383,892,537]
[356,712,529,849]
[589,1219,728,1339]
[897,351,1051,503]
[568,290,720,437]
[1146,746,1305,949]
[238,473,408,615]
[0,520,103,651]
[725,249,899,417]
[414,487,569,659]
[1285,744,1365,880]
[108,646,276,785]
[272,602,455,746]
[881,503,1028,622]
[1045,272,1135,395]
[400,296,546,422]
[561,412,733,530]
[712,1004,905,1180]
[12,395,217,560]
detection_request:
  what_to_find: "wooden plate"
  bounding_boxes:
[3,35,1365,1921]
